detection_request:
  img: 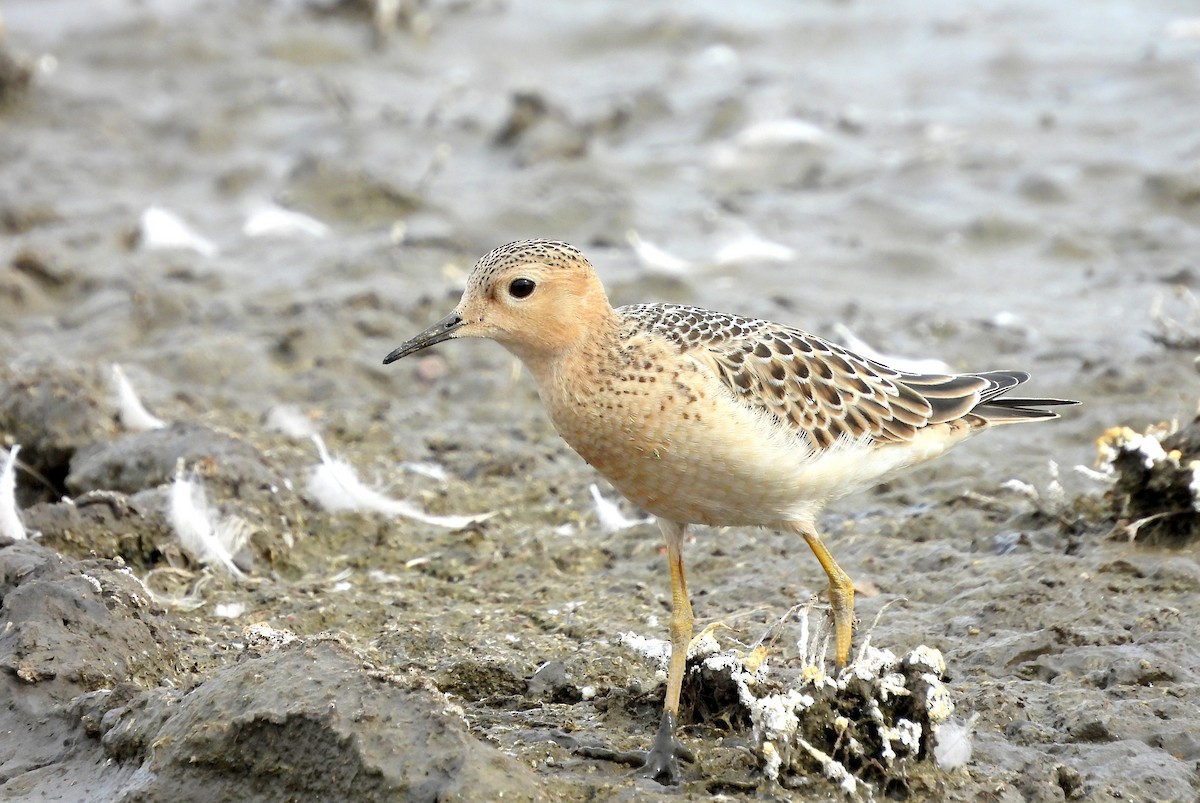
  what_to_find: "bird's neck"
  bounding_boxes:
[515,308,623,399]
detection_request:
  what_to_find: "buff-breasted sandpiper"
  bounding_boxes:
[384,239,1078,784]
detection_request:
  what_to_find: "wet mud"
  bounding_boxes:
[2,1,1200,800]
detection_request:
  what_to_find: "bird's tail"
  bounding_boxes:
[968,370,1079,425]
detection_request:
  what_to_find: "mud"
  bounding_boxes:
[2,1,1200,800]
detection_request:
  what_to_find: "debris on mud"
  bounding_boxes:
[622,612,955,798]
[748,644,952,797]
[1096,411,1200,544]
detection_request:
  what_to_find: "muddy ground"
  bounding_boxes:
[2,1,1200,800]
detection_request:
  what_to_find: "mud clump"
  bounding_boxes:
[61,423,306,574]
[0,542,544,801]
[66,423,286,501]
[22,493,171,570]
[0,540,181,786]
[92,637,543,802]
[0,363,116,503]
[1098,414,1200,544]
[0,541,179,697]
[746,646,952,797]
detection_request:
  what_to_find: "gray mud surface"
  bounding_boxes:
[2,2,1200,800]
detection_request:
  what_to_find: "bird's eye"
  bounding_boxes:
[508,278,536,299]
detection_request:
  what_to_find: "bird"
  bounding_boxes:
[383,239,1078,785]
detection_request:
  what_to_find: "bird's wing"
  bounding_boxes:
[621,304,1000,448]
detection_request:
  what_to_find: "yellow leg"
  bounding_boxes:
[643,518,693,784]
[790,521,855,666]
[662,519,694,717]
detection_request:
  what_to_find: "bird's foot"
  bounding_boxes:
[569,711,694,785]
[641,710,693,784]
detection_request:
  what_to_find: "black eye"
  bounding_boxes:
[508,278,536,299]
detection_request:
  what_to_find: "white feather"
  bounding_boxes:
[307,436,494,529]
[712,234,796,266]
[588,483,651,532]
[214,602,246,618]
[0,446,27,541]
[264,405,318,439]
[138,206,218,257]
[832,324,953,374]
[934,714,979,770]
[626,230,692,276]
[401,461,449,482]
[243,204,330,239]
[168,466,248,577]
[734,118,829,149]
[112,364,166,431]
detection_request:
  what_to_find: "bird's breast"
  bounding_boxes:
[538,353,834,526]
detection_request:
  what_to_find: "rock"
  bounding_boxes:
[280,157,421,229]
[526,660,579,704]
[1016,172,1070,203]
[1076,740,1200,801]
[435,657,528,700]
[62,424,306,575]
[0,540,180,786]
[21,493,170,568]
[0,541,178,701]
[95,639,542,801]
[1145,167,1200,214]
[66,423,280,498]
[1,552,543,801]
[0,363,115,503]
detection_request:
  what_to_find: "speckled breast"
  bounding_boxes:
[542,350,820,527]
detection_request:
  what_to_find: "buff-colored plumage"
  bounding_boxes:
[385,239,1077,784]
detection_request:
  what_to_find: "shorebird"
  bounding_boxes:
[384,239,1077,784]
